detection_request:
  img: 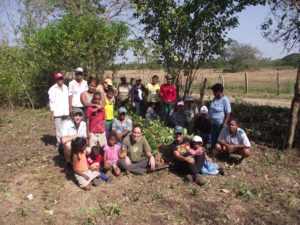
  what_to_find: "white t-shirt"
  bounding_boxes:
[218,127,251,147]
[68,80,88,107]
[48,84,69,117]
[61,120,87,138]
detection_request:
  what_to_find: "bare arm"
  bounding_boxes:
[223,113,231,127]
[62,134,78,144]
[69,95,73,113]
[119,150,127,159]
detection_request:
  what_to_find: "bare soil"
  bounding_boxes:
[0,109,299,225]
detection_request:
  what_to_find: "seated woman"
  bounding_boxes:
[118,124,155,175]
[216,117,251,163]
[171,126,206,186]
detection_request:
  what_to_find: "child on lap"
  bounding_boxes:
[190,136,224,176]
[87,146,112,184]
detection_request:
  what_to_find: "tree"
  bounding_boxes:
[224,42,261,72]
[261,0,300,149]
[23,13,130,77]
[131,0,265,97]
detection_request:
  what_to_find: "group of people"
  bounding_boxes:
[48,67,252,189]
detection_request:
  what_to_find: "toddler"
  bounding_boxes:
[71,137,100,190]
[191,136,224,175]
[87,146,113,185]
[103,135,121,176]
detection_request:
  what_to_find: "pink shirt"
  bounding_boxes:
[104,144,120,163]
[189,146,205,156]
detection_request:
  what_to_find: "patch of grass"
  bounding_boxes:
[102,203,122,216]
[80,207,102,217]
[237,181,262,201]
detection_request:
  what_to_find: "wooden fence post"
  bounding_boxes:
[245,72,248,93]
[199,78,207,107]
[219,74,224,87]
[277,72,280,95]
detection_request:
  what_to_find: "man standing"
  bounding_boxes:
[48,72,69,152]
[159,74,177,121]
[68,67,88,116]
[117,75,131,107]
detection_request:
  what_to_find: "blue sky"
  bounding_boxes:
[228,5,293,59]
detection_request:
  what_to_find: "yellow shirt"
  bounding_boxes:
[146,83,160,102]
[105,98,114,120]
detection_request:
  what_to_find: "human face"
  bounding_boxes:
[228,120,238,134]
[118,113,126,121]
[88,82,97,93]
[167,78,173,85]
[213,91,221,98]
[103,82,108,90]
[56,77,64,86]
[107,91,114,99]
[121,77,126,84]
[75,72,83,82]
[108,136,116,146]
[73,113,83,124]
[175,132,184,142]
[132,127,142,142]
[92,94,101,105]
[192,141,202,148]
[136,79,142,85]
[152,76,158,85]
[177,105,184,112]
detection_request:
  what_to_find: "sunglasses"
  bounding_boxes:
[74,113,83,117]
[176,132,183,136]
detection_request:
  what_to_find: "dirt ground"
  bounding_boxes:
[0,109,300,225]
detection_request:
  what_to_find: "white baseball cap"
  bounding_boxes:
[75,67,83,73]
[192,135,203,143]
[200,106,208,114]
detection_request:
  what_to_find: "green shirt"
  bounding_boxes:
[122,136,151,162]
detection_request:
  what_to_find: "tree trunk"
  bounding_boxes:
[199,78,207,107]
[285,62,300,149]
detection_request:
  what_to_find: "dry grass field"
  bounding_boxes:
[104,68,297,99]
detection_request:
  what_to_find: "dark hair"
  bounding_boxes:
[211,83,224,93]
[108,134,117,140]
[132,123,143,132]
[90,146,101,160]
[71,137,87,160]
[228,117,239,125]
[152,75,158,79]
[88,76,98,86]
[107,86,114,93]
[92,91,101,99]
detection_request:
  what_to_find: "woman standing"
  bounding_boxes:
[209,83,231,151]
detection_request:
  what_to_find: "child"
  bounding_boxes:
[145,102,160,120]
[190,136,224,176]
[104,87,115,137]
[71,137,100,190]
[103,135,121,176]
[86,92,107,148]
[87,146,113,185]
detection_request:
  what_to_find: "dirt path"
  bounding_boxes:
[0,109,299,225]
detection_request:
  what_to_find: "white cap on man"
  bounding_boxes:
[192,135,203,143]
[75,67,83,73]
[200,106,208,114]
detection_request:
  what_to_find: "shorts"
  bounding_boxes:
[89,132,107,147]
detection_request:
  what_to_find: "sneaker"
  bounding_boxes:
[92,178,103,186]
[185,174,193,183]
[218,167,225,176]
[194,174,206,186]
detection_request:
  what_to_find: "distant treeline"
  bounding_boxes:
[119,53,300,71]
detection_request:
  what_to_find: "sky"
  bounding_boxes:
[227,5,293,60]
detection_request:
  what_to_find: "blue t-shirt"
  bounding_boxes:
[209,96,231,125]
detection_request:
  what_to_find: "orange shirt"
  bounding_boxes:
[73,152,88,172]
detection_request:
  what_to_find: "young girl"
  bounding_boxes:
[104,87,115,137]
[71,137,100,190]
[87,146,113,185]
[190,136,224,176]
[103,135,121,176]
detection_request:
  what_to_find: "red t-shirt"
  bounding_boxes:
[159,84,176,103]
[87,154,103,167]
[86,107,106,133]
